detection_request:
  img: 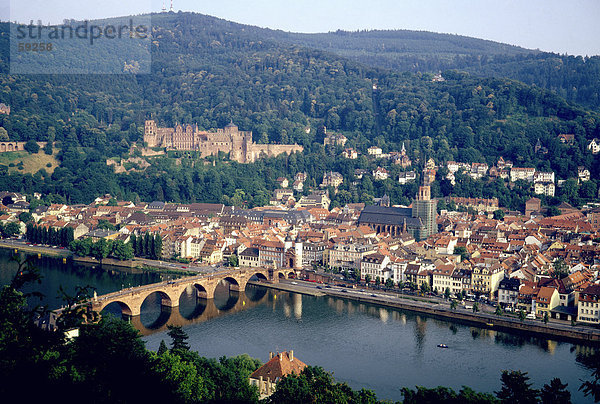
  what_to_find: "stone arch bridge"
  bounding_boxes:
[90,267,296,317]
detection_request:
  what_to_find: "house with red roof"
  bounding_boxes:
[249,351,307,399]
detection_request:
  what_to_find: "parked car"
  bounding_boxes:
[526,313,536,320]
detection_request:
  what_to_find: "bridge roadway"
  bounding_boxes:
[90,266,296,317]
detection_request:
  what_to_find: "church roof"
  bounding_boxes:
[358,205,423,227]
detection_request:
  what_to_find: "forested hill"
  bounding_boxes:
[268,29,600,111]
[0,12,599,207]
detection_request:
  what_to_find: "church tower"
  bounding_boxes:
[412,185,437,240]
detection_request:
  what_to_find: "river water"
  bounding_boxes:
[0,248,595,402]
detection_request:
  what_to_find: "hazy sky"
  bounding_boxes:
[4,0,600,56]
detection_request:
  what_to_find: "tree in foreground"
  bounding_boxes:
[540,378,571,404]
[269,366,380,404]
[578,350,600,402]
[402,385,497,404]
[495,370,539,404]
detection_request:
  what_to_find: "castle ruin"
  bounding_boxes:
[144,120,303,163]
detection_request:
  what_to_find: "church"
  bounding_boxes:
[358,185,437,241]
[144,120,303,163]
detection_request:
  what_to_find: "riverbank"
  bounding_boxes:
[255,280,600,344]
[0,240,72,258]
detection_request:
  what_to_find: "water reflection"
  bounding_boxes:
[111,285,276,336]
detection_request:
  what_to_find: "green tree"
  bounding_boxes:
[365,275,371,284]
[43,141,53,155]
[444,287,451,299]
[91,238,111,260]
[420,282,431,294]
[111,240,134,261]
[24,139,40,154]
[579,350,600,402]
[450,300,458,310]
[152,234,163,260]
[157,340,168,355]
[495,305,503,316]
[454,246,470,261]
[472,302,479,313]
[385,278,395,288]
[18,212,33,223]
[495,370,539,404]
[543,312,549,324]
[540,378,571,404]
[518,309,527,321]
[228,254,239,267]
[149,350,208,403]
[0,222,20,238]
[0,127,8,141]
[552,259,569,279]
[493,209,505,221]
[167,325,190,354]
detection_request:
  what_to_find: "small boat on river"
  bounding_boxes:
[437,344,448,348]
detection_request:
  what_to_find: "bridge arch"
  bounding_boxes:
[250,272,269,281]
[102,300,134,317]
[191,283,209,299]
[214,276,242,311]
[287,271,296,279]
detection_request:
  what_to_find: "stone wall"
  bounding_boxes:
[0,141,48,153]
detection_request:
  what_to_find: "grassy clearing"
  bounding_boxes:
[0,151,60,174]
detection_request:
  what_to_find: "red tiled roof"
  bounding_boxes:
[250,351,307,381]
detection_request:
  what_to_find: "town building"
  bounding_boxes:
[360,253,390,281]
[398,171,417,185]
[578,167,591,182]
[367,146,382,156]
[373,167,389,180]
[588,138,600,154]
[321,171,343,188]
[510,167,536,183]
[324,133,347,147]
[326,242,376,271]
[578,285,600,325]
[249,351,307,399]
[498,277,520,308]
[342,148,358,159]
[471,263,504,298]
[534,182,555,197]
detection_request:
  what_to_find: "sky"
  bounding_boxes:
[3,0,600,56]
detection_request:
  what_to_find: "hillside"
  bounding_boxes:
[0,12,598,209]
[268,29,600,111]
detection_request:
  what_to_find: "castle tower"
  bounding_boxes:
[144,120,158,147]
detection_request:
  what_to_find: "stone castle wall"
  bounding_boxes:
[0,141,48,153]
[144,120,303,163]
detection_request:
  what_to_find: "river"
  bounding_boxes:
[0,248,595,402]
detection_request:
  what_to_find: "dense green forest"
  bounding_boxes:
[271,29,600,111]
[1,258,597,403]
[0,12,599,209]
